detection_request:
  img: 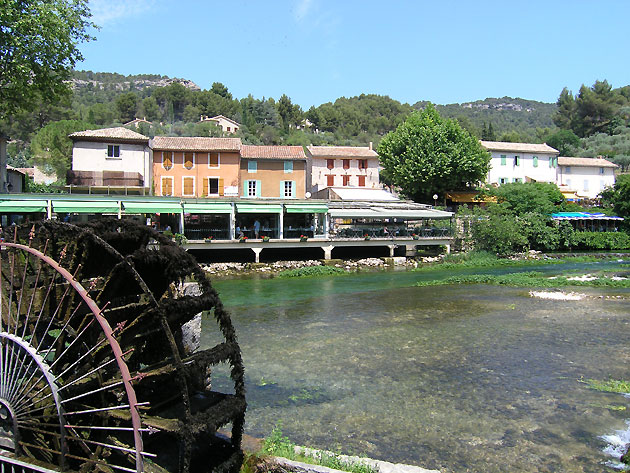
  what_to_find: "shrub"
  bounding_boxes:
[570,231,630,250]
[277,265,346,278]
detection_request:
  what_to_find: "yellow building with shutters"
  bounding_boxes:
[151,137,242,198]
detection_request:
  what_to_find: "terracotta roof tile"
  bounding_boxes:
[69,127,149,142]
[558,156,617,168]
[307,146,378,158]
[241,145,306,160]
[152,136,242,152]
[480,140,558,154]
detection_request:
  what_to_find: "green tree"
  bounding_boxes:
[553,87,577,131]
[31,119,96,181]
[377,104,490,203]
[545,129,580,156]
[489,182,565,216]
[601,174,630,220]
[139,97,160,122]
[471,205,529,256]
[115,92,138,123]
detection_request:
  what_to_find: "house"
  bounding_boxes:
[557,156,617,199]
[480,141,559,185]
[240,145,307,198]
[306,145,380,193]
[198,115,240,134]
[68,127,151,193]
[123,117,153,129]
[151,136,242,197]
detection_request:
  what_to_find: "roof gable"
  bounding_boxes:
[480,140,558,154]
[241,145,306,160]
[152,136,242,152]
[69,127,149,143]
[307,146,378,158]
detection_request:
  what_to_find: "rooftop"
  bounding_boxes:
[558,156,617,168]
[307,146,378,158]
[480,140,559,154]
[69,127,149,143]
[152,136,242,152]
[241,145,306,160]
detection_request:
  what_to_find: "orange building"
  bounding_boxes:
[152,137,242,197]
[239,145,307,199]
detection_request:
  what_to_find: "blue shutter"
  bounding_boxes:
[291,180,296,198]
[243,180,249,197]
[256,180,261,197]
[284,161,293,173]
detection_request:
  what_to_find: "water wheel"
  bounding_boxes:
[0,219,246,473]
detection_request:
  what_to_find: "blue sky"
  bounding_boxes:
[79,0,630,109]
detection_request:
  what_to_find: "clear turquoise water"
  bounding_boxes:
[205,262,630,473]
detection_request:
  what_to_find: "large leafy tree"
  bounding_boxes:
[601,174,630,220]
[0,0,94,190]
[488,182,565,216]
[377,104,490,203]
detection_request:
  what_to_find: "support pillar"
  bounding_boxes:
[445,243,451,254]
[279,211,284,239]
[252,247,263,263]
[405,245,417,257]
[388,245,395,257]
[322,245,334,260]
[229,208,235,240]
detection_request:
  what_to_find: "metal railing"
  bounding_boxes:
[0,456,60,473]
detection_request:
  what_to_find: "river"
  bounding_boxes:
[205,261,630,473]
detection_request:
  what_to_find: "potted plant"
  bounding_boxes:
[364,233,371,241]
[412,234,420,240]
[299,234,308,242]
[239,235,248,243]
[204,236,214,243]
[262,235,270,242]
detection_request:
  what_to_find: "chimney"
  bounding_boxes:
[368,141,373,150]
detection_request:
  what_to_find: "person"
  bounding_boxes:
[236,226,244,239]
[254,219,261,238]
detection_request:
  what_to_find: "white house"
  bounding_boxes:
[480,141,559,185]
[557,156,617,199]
[68,127,151,193]
[306,145,381,194]
[198,115,240,134]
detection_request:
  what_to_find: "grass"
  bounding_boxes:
[580,377,630,394]
[276,265,347,278]
[257,425,378,473]
[415,271,630,288]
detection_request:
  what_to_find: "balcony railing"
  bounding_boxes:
[67,170,144,187]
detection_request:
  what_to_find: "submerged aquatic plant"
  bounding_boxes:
[580,377,630,394]
[277,266,346,278]
[416,271,630,288]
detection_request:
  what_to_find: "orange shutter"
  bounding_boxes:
[327,175,334,187]
[219,178,224,196]
[343,159,350,169]
[209,153,219,167]
[358,175,366,187]
[183,177,194,195]
[161,177,172,196]
[327,159,334,169]
[184,153,193,170]
[202,178,209,196]
[163,152,173,170]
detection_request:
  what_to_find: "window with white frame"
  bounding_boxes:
[600,167,605,175]
[247,180,257,197]
[282,180,295,198]
[499,177,508,184]
[162,151,173,170]
[182,176,195,196]
[583,180,589,192]
[209,178,219,195]
[209,152,219,168]
[248,160,257,173]
[284,161,293,173]
[161,177,173,196]
[107,145,120,158]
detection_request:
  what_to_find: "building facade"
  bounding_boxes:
[68,127,151,193]
[239,145,307,199]
[198,115,241,134]
[557,156,617,199]
[481,141,559,185]
[152,137,242,198]
[306,145,380,193]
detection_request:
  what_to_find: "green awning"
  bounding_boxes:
[285,204,328,213]
[123,201,182,214]
[184,203,233,214]
[236,204,282,214]
[0,200,48,213]
[53,201,120,214]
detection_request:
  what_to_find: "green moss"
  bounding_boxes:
[277,265,347,278]
[581,377,630,394]
[416,271,630,288]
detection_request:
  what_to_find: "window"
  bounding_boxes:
[600,167,605,175]
[327,159,335,170]
[284,161,293,173]
[282,180,295,198]
[514,156,520,166]
[565,166,571,174]
[244,180,259,197]
[583,180,589,192]
[358,175,366,187]
[342,159,350,170]
[549,157,553,168]
[248,160,257,173]
[327,175,335,187]
[533,156,538,167]
[500,155,507,166]
[566,179,572,188]
[107,145,120,158]
[161,177,173,196]
[601,180,606,190]
[499,177,508,185]
[183,176,195,196]
[162,152,173,170]
[358,159,368,170]
[553,157,558,168]
[209,152,219,168]
[513,178,522,183]
[343,175,350,186]
[227,127,231,132]
[184,152,194,170]
[204,178,223,196]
